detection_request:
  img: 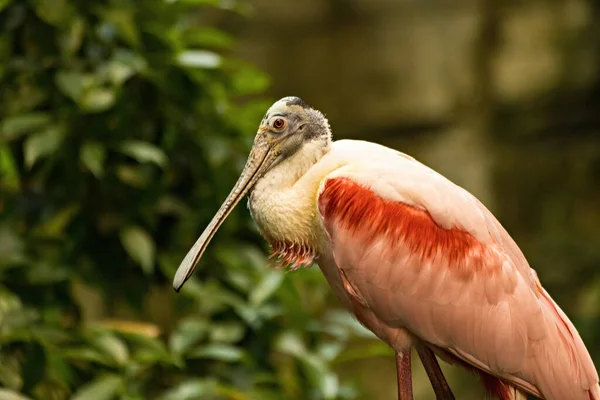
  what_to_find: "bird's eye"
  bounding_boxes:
[272,118,286,130]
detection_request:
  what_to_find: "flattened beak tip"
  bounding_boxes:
[172,269,188,292]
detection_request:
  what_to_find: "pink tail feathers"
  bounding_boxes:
[536,284,599,400]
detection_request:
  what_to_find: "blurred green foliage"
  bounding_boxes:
[0,1,376,399]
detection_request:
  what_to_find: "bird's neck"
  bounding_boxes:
[248,138,335,267]
[264,137,331,188]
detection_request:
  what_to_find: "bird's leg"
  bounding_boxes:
[395,349,413,400]
[417,346,455,400]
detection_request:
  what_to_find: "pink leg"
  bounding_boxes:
[396,350,413,400]
[417,346,455,400]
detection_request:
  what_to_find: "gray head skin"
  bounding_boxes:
[255,96,332,168]
[173,96,332,291]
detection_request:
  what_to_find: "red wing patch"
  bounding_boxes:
[318,177,497,281]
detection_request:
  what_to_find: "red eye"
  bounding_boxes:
[273,118,286,130]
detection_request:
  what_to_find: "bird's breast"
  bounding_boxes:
[248,168,329,269]
[248,181,315,240]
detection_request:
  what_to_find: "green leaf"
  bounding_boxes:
[103,61,135,86]
[230,63,271,96]
[202,136,230,167]
[275,331,306,359]
[80,87,116,113]
[118,141,167,168]
[169,318,208,355]
[0,0,11,13]
[0,286,22,313]
[156,195,191,216]
[98,51,146,87]
[324,309,376,339]
[250,270,285,308]
[0,389,33,400]
[316,341,344,362]
[0,143,19,191]
[177,50,221,69]
[120,226,155,275]
[80,142,106,177]
[30,326,70,345]
[63,348,114,366]
[25,262,70,285]
[275,331,339,398]
[300,358,338,400]
[30,0,73,25]
[58,17,85,55]
[185,27,235,50]
[229,99,274,137]
[45,351,75,392]
[88,331,129,366]
[55,71,88,100]
[0,113,51,141]
[126,335,172,367]
[209,322,245,343]
[35,204,79,237]
[125,333,173,365]
[188,343,245,362]
[115,165,147,187]
[0,289,37,339]
[99,8,139,47]
[71,375,123,400]
[0,227,24,266]
[155,379,218,400]
[332,342,392,364]
[112,49,147,73]
[0,354,22,390]
[249,269,284,306]
[23,125,65,169]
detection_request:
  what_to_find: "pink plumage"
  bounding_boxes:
[173,97,599,400]
[317,175,600,400]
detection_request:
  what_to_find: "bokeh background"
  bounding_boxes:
[0,0,599,399]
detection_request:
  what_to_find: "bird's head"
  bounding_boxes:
[253,96,332,169]
[173,96,330,291]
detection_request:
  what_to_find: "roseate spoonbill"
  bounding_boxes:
[173,96,600,400]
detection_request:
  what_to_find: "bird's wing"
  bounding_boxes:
[316,147,599,400]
